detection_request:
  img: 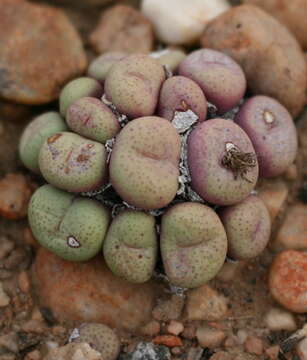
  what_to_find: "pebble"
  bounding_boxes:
[21,319,46,334]
[185,285,228,321]
[0,174,33,220]
[0,237,14,260]
[141,0,230,45]
[265,345,280,360]
[34,248,159,331]
[120,342,171,360]
[210,352,234,360]
[264,307,297,331]
[273,204,307,251]
[152,335,183,348]
[186,347,204,360]
[24,350,41,360]
[152,295,185,322]
[257,178,289,222]
[139,320,161,337]
[236,330,248,345]
[0,282,10,307]
[196,326,226,349]
[0,0,86,105]
[216,260,245,282]
[296,337,307,360]
[244,336,263,355]
[90,5,154,54]
[181,324,196,340]
[0,332,19,353]
[269,250,307,313]
[166,321,184,336]
[284,163,298,181]
[45,342,103,360]
[18,271,31,293]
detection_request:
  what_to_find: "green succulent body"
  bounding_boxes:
[103,210,157,283]
[161,202,228,288]
[59,77,103,117]
[28,185,110,261]
[39,131,107,193]
[19,112,67,173]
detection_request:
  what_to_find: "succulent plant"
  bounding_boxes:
[178,49,246,113]
[39,131,107,193]
[87,52,127,83]
[110,116,181,210]
[187,118,259,205]
[103,210,157,283]
[66,97,120,144]
[235,95,298,177]
[157,76,207,121]
[150,48,186,72]
[19,111,67,173]
[104,55,165,118]
[28,184,110,261]
[59,77,103,117]
[219,195,271,260]
[161,202,227,288]
[71,323,120,360]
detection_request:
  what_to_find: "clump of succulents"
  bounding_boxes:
[21,49,297,288]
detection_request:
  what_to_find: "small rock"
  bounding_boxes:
[34,248,160,331]
[24,350,41,360]
[186,285,228,321]
[141,0,230,45]
[0,0,86,105]
[152,335,183,348]
[196,326,226,349]
[21,320,46,334]
[152,295,184,322]
[236,330,248,345]
[269,250,307,313]
[296,337,307,360]
[23,227,39,249]
[90,5,154,54]
[139,321,161,337]
[224,335,238,348]
[0,282,10,307]
[0,332,19,353]
[264,308,297,331]
[120,342,171,360]
[4,248,28,270]
[216,260,244,282]
[18,271,31,293]
[0,174,33,220]
[273,204,307,251]
[257,178,289,222]
[166,321,184,336]
[171,347,182,355]
[0,237,14,260]
[284,164,298,181]
[45,342,103,360]
[0,355,16,360]
[265,345,280,360]
[210,352,234,360]
[186,347,204,360]
[181,324,196,340]
[244,336,263,355]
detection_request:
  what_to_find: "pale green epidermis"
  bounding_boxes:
[103,210,157,283]
[19,112,67,173]
[29,184,109,261]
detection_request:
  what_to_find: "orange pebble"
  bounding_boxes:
[153,335,183,347]
[269,250,307,313]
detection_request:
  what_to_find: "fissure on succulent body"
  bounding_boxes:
[20,49,297,288]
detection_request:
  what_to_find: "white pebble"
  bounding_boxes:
[141,0,230,45]
[264,308,297,332]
